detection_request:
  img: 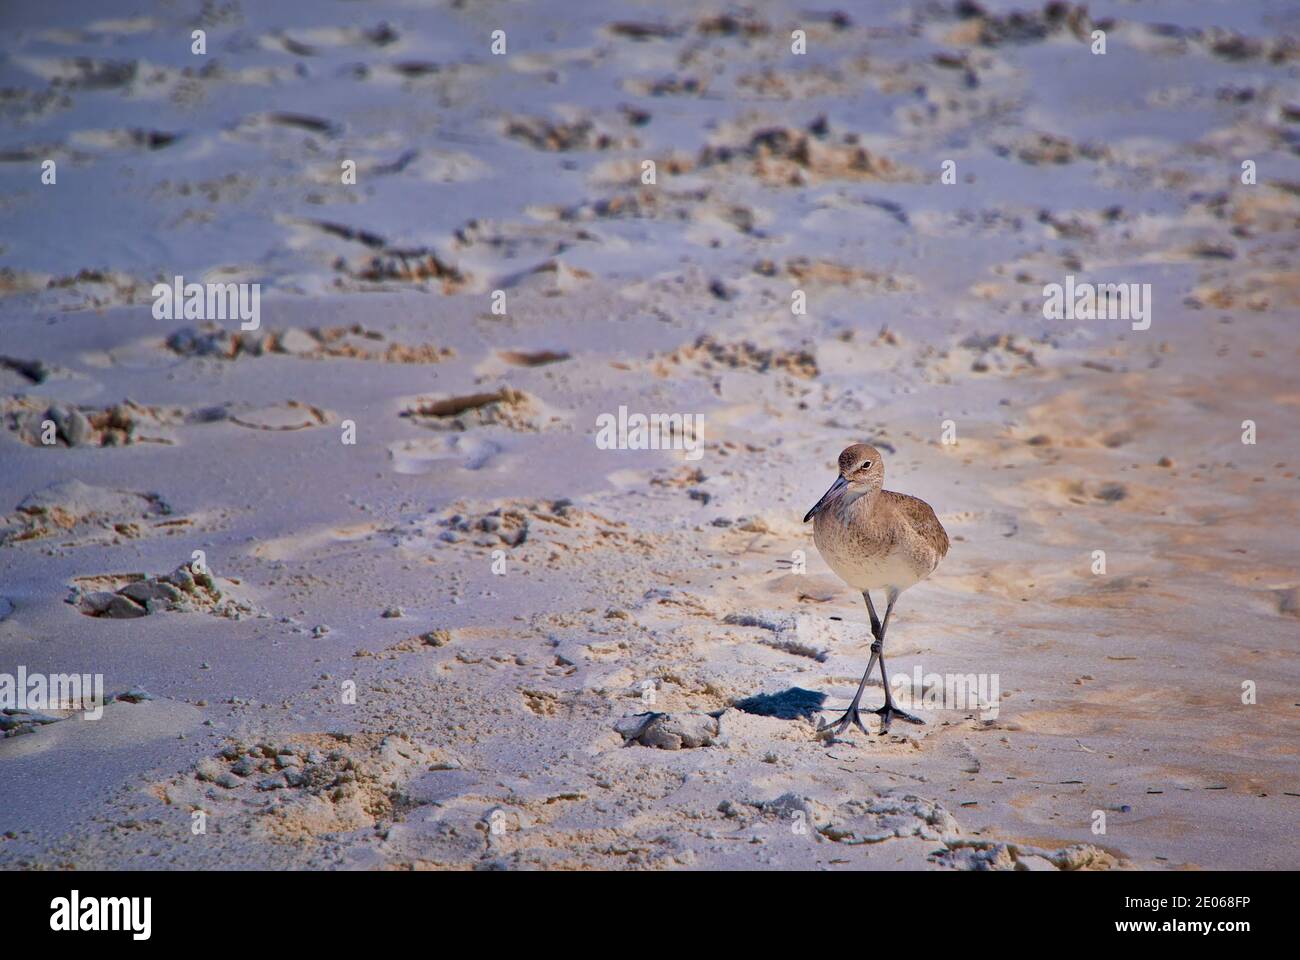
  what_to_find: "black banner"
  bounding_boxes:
[9,869,1282,945]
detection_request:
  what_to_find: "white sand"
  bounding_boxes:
[1,0,1297,870]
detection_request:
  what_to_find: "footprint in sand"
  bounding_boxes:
[156,733,436,841]
[219,401,334,432]
[388,434,501,473]
[0,479,188,547]
[497,348,571,367]
[250,522,380,563]
[4,397,334,445]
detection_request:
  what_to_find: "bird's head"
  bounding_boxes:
[803,443,884,522]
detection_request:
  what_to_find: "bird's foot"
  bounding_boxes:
[816,705,871,740]
[873,703,925,733]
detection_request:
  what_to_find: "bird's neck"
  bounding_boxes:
[831,484,879,520]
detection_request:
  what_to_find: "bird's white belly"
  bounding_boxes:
[816,531,921,592]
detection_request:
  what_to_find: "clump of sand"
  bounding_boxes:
[343,250,470,291]
[995,130,1109,165]
[401,387,546,431]
[5,397,183,447]
[941,1,1101,49]
[935,839,1125,871]
[437,506,532,547]
[755,257,918,294]
[166,323,454,363]
[353,629,454,659]
[699,115,919,186]
[654,335,818,379]
[615,711,719,749]
[67,561,254,620]
[502,114,635,152]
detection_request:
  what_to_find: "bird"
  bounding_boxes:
[803,442,949,738]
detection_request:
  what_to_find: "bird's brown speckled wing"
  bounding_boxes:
[884,491,949,560]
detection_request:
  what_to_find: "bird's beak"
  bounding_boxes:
[803,475,848,523]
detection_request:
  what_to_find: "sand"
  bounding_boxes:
[1,0,1297,870]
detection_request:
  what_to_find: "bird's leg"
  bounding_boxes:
[816,591,883,740]
[863,590,882,641]
[873,588,924,732]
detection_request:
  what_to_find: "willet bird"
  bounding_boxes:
[803,443,949,737]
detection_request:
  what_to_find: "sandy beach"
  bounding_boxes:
[1,0,1298,871]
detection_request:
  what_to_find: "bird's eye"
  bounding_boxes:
[862,461,872,469]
